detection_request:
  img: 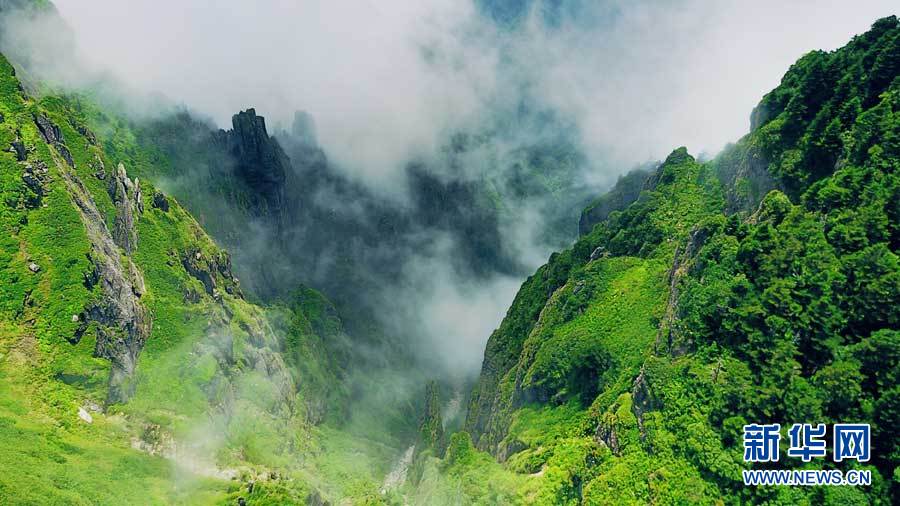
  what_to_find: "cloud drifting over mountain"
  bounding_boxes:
[49,0,897,183]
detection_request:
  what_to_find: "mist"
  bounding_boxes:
[3,0,897,391]
[41,0,896,182]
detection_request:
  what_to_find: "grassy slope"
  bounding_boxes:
[0,52,233,504]
[0,51,401,504]
[455,16,899,506]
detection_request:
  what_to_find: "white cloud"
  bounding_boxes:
[49,0,898,182]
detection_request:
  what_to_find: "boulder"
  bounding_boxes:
[151,190,169,212]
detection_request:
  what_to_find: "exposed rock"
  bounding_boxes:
[55,144,74,167]
[34,113,62,144]
[129,261,146,297]
[180,247,242,299]
[134,179,144,214]
[77,407,93,424]
[215,108,289,217]
[21,160,49,208]
[58,166,151,404]
[716,144,779,213]
[151,190,169,212]
[21,171,42,195]
[181,248,217,295]
[91,155,106,180]
[654,225,710,356]
[182,286,201,304]
[496,438,527,463]
[595,415,621,455]
[108,163,139,254]
[27,262,39,273]
[589,246,607,261]
[71,120,98,145]
[631,367,660,441]
[10,137,26,161]
[34,113,75,167]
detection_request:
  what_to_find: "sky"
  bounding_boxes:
[49,0,898,183]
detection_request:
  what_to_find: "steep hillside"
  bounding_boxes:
[462,16,899,504]
[1,1,898,504]
[0,50,398,503]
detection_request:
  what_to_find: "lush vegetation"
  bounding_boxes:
[0,49,399,503]
[0,4,897,505]
[461,16,899,505]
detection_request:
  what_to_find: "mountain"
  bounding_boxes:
[0,1,897,504]
[458,15,899,504]
[0,48,381,502]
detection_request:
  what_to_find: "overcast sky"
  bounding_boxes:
[50,1,897,180]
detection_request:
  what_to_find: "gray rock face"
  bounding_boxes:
[60,166,151,404]
[654,224,710,357]
[151,190,169,212]
[107,163,140,254]
[34,114,75,167]
[10,138,26,161]
[91,155,106,180]
[630,367,660,440]
[595,417,621,455]
[180,247,242,299]
[21,160,49,208]
[716,145,779,213]
[217,108,289,217]
[34,113,62,144]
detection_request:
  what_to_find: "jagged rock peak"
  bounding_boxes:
[217,108,290,216]
[231,108,288,186]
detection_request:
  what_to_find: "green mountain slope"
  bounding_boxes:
[0,50,396,504]
[1,3,898,505]
[460,15,899,505]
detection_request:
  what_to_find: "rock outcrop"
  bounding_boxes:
[180,247,243,299]
[20,159,49,208]
[107,163,141,254]
[151,189,169,212]
[214,108,289,218]
[34,113,74,167]
[60,165,151,404]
